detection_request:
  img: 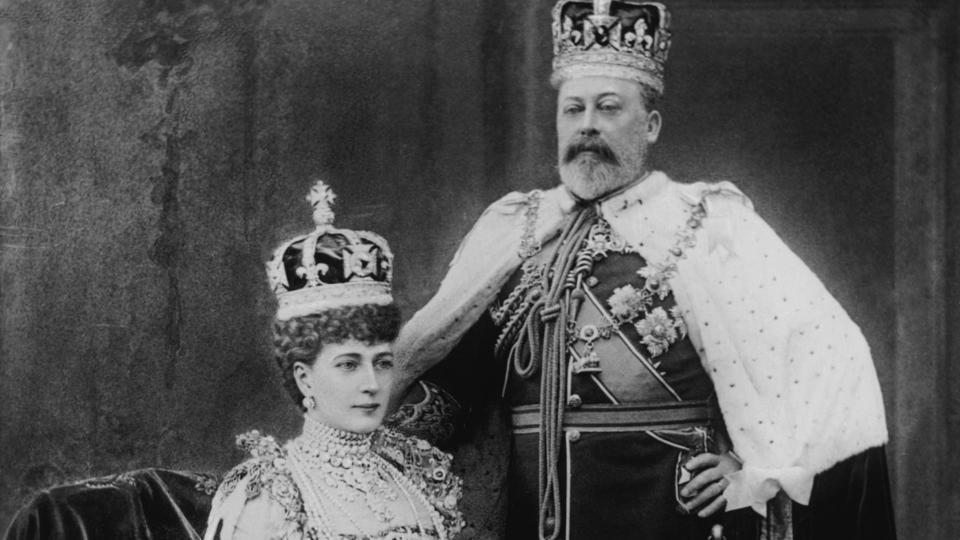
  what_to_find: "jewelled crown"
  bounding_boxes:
[551,0,672,94]
[266,181,394,321]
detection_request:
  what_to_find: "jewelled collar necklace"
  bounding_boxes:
[298,415,374,460]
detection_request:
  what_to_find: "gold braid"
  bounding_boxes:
[502,205,595,540]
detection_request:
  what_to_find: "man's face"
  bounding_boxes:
[556,76,661,201]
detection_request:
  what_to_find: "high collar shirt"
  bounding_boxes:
[395,171,888,515]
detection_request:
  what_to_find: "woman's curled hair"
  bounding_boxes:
[272,303,402,410]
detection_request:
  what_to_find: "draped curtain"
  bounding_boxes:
[0,1,957,538]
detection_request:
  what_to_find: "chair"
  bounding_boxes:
[4,468,219,540]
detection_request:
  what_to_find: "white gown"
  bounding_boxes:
[204,423,464,540]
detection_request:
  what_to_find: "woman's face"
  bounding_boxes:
[295,339,395,434]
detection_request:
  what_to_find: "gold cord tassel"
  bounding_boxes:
[514,206,595,540]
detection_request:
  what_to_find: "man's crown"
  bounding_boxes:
[551,0,672,94]
[265,180,394,321]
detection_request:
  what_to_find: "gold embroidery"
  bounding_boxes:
[518,190,543,260]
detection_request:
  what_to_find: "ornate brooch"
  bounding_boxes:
[600,198,709,359]
[607,283,687,359]
[634,306,687,357]
[583,218,633,259]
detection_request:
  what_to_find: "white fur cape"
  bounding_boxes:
[395,171,888,515]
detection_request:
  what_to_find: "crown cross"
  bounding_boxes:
[588,0,617,27]
[593,0,612,16]
[307,180,337,229]
[266,181,395,320]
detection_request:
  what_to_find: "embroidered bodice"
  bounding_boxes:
[207,422,464,540]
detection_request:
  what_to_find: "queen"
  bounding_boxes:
[204,181,464,540]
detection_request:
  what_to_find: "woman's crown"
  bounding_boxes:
[265,180,394,321]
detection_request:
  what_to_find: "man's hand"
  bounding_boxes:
[679,452,741,517]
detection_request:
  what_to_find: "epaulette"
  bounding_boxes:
[675,181,753,261]
[677,180,753,216]
[485,189,540,215]
[447,189,541,269]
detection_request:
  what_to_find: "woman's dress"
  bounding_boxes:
[204,420,464,540]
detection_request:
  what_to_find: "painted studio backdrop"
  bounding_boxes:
[1,0,958,538]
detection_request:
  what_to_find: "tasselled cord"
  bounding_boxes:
[528,206,595,540]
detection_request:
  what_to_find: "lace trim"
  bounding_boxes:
[383,381,461,446]
[338,525,439,539]
[215,431,309,533]
[518,190,543,260]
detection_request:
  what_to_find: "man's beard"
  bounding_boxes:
[558,135,646,202]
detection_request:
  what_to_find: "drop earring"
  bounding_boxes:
[302,396,317,410]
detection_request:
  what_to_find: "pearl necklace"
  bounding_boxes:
[287,417,446,539]
[295,417,396,522]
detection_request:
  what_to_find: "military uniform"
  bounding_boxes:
[397,172,894,539]
[494,205,724,538]
[396,3,892,538]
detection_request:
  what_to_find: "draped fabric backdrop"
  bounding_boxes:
[0,0,957,538]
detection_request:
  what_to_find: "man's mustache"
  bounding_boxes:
[563,136,619,165]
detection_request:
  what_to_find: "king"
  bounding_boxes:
[396,2,896,539]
